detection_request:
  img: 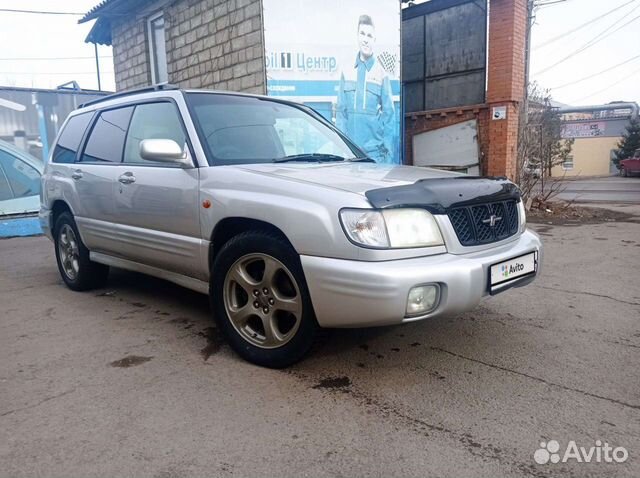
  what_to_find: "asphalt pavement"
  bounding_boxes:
[1,208,639,477]
[545,176,640,204]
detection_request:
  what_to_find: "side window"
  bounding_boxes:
[0,168,13,201]
[124,102,186,164]
[148,12,168,84]
[52,112,93,163]
[562,155,574,171]
[81,107,134,163]
[0,150,41,198]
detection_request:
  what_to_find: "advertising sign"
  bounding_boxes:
[262,0,401,164]
[561,122,606,139]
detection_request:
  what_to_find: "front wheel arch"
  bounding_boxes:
[210,230,318,367]
[209,217,296,274]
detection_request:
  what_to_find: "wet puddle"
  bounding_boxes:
[110,355,154,368]
[198,327,225,360]
[312,376,352,390]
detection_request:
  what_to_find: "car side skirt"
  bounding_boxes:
[90,251,210,295]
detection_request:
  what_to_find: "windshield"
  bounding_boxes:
[186,93,364,165]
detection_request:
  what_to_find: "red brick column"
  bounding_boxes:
[486,0,527,179]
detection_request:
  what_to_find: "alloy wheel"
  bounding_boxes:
[223,253,303,349]
[58,224,80,280]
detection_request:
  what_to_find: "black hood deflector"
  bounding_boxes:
[365,176,521,214]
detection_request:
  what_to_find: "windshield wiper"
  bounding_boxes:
[348,157,376,163]
[273,153,346,163]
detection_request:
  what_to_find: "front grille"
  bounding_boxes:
[448,200,519,246]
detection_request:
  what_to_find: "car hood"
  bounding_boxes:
[236,162,461,195]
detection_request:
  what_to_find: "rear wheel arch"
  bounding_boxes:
[53,211,109,291]
[51,200,73,233]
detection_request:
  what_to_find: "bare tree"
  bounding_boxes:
[517,83,574,208]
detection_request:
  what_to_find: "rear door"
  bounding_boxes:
[112,101,202,278]
[65,107,133,255]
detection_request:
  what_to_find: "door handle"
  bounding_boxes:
[118,172,136,184]
[71,169,83,180]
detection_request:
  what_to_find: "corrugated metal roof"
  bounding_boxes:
[78,0,117,23]
[79,0,146,45]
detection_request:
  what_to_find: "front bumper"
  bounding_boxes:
[301,229,542,328]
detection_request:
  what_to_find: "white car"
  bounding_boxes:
[0,139,43,216]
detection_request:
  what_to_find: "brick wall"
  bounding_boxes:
[112,12,152,90]
[111,0,265,94]
[486,0,526,103]
[486,0,527,180]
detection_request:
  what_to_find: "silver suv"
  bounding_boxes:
[40,86,542,367]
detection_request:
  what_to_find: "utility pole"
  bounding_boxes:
[518,0,535,184]
[94,43,102,91]
[523,0,535,118]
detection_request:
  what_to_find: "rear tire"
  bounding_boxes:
[210,231,318,368]
[54,212,109,291]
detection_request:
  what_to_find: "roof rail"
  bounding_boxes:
[78,84,180,108]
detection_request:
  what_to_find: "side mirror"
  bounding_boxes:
[139,139,192,167]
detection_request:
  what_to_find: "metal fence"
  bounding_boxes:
[0,87,107,161]
[402,0,487,113]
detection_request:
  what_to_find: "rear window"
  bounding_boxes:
[52,112,93,163]
[81,107,134,163]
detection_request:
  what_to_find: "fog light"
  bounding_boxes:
[406,284,439,316]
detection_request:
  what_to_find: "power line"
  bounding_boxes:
[550,54,640,89]
[0,56,112,61]
[0,8,84,15]
[534,9,640,75]
[536,0,570,6]
[0,71,114,75]
[534,0,637,49]
[569,66,640,103]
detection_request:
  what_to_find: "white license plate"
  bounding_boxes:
[490,252,537,293]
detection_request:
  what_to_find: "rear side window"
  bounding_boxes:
[52,112,93,163]
[124,102,186,164]
[81,107,134,163]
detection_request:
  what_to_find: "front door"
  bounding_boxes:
[113,101,202,278]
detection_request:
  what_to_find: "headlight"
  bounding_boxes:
[517,200,527,232]
[340,208,444,249]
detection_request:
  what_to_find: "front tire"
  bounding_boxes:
[211,231,318,368]
[54,212,109,291]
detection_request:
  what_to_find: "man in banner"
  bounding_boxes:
[337,14,396,164]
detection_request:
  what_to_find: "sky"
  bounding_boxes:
[0,0,638,107]
[0,0,115,91]
[530,0,640,106]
